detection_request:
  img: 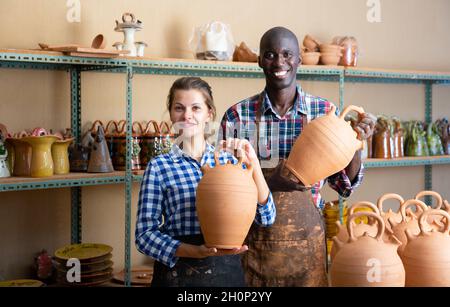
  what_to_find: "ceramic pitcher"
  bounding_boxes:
[285,105,364,186]
[331,211,405,287]
[22,135,59,177]
[52,138,74,175]
[196,153,257,249]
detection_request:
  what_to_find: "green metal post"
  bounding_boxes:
[70,68,82,244]
[424,81,433,206]
[124,65,133,287]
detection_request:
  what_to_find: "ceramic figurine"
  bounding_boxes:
[114,13,143,57]
[88,125,114,173]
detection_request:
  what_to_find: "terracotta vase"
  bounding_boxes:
[52,138,74,175]
[388,199,429,257]
[403,209,450,286]
[285,105,364,186]
[331,201,386,260]
[5,138,32,176]
[196,154,257,249]
[22,135,59,177]
[331,211,405,287]
[377,193,404,232]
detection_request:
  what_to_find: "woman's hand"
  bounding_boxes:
[176,243,248,258]
[220,138,258,165]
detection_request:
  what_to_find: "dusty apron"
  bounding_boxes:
[151,234,246,287]
[241,102,328,287]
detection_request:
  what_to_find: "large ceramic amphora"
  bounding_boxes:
[285,105,364,186]
[196,153,257,249]
[403,209,450,286]
[330,211,405,287]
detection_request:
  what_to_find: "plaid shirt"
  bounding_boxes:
[220,85,364,209]
[135,143,276,268]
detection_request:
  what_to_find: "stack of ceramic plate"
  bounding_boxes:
[54,243,113,287]
[0,279,44,287]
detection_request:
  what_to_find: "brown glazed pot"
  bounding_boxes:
[389,199,429,257]
[285,105,364,186]
[196,154,257,249]
[331,211,405,287]
[403,209,450,286]
[377,193,405,232]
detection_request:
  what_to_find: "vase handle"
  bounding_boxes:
[414,190,443,209]
[348,211,384,242]
[339,105,365,120]
[400,199,428,223]
[419,209,450,235]
[377,193,404,213]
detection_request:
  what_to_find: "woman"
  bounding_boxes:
[135,77,276,287]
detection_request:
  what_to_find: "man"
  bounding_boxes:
[220,27,375,286]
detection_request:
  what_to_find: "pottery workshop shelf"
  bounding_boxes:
[0,171,127,192]
[363,155,450,168]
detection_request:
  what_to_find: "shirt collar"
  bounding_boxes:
[169,142,215,163]
[260,85,309,117]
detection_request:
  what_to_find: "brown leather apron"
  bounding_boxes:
[241,102,328,287]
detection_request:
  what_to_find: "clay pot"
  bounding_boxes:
[403,209,450,286]
[330,211,405,287]
[5,138,31,176]
[377,193,405,232]
[303,35,320,52]
[319,44,344,53]
[52,138,74,175]
[22,135,59,177]
[232,42,258,62]
[301,52,320,65]
[285,105,364,186]
[196,154,257,249]
[388,199,429,257]
[320,53,341,65]
[331,201,387,260]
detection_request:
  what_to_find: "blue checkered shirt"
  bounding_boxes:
[135,143,276,268]
[220,85,364,209]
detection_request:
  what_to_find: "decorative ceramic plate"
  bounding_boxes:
[0,279,44,287]
[54,243,112,261]
[55,260,114,274]
[54,252,112,265]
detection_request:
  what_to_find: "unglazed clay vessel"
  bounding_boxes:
[388,199,429,257]
[285,105,364,185]
[377,193,405,232]
[403,209,450,286]
[196,154,257,249]
[331,211,405,287]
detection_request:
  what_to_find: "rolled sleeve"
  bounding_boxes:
[328,163,365,198]
[254,192,276,226]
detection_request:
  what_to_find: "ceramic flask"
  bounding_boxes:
[196,153,257,249]
[285,105,364,186]
[331,211,405,287]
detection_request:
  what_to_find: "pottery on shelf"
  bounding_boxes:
[5,138,31,176]
[88,125,114,173]
[403,209,450,286]
[114,13,143,57]
[196,154,257,249]
[0,138,11,178]
[70,132,94,172]
[285,105,364,186]
[52,138,74,175]
[22,135,59,177]
[330,211,405,287]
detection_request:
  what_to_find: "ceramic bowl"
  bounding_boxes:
[301,52,320,65]
[320,53,342,65]
[303,35,320,52]
[319,44,343,53]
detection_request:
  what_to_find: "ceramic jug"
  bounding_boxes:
[52,137,74,175]
[22,135,59,177]
[196,153,257,249]
[377,193,405,232]
[6,138,32,176]
[285,105,364,186]
[388,199,429,257]
[87,125,114,173]
[403,209,450,286]
[331,211,405,287]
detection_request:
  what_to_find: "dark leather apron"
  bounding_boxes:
[151,235,246,287]
[241,102,328,287]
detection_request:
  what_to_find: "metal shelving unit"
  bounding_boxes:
[1,49,449,285]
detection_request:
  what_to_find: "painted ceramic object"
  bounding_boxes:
[196,154,257,249]
[285,105,364,186]
[403,209,450,286]
[331,211,405,287]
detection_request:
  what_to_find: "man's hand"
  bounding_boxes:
[191,245,249,258]
[267,160,312,192]
[354,112,376,140]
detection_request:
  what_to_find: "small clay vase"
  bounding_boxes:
[196,153,257,249]
[22,135,59,177]
[6,138,32,176]
[331,211,405,287]
[285,105,364,185]
[52,138,74,175]
[88,126,114,173]
[403,209,450,286]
